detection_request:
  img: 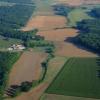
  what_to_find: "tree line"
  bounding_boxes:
[0,52,21,96]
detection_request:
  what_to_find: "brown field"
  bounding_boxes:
[22,14,97,57]
[41,93,100,100]
[38,28,77,41]
[55,42,97,57]
[21,15,67,31]
[7,57,67,100]
[8,50,47,86]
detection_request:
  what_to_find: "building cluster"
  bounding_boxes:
[8,44,26,51]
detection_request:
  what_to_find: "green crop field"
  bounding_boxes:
[46,58,100,99]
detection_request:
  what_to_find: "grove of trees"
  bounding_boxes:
[73,8,100,54]
[0,52,21,96]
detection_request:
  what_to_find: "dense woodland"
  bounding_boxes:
[0,52,21,96]
[74,8,100,53]
[0,1,37,42]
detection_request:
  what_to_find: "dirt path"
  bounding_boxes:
[8,50,47,86]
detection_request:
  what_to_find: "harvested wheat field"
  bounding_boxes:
[22,14,97,57]
[55,42,97,57]
[41,93,100,100]
[38,27,97,57]
[21,15,67,31]
[38,29,77,41]
[8,50,47,86]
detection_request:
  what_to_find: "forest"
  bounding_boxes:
[0,52,21,96]
[0,0,37,46]
[74,8,100,53]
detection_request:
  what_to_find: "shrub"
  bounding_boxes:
[20,81,32,92]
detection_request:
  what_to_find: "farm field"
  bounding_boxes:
[54,42,97,57]
[21,15,66,31]
[0,0,100,99]
[41,93,100,100]
[7,57,67,100]
[24,15,97,57]
[46,58,100,99]
[21,0,98,57]
[8,50,47,86]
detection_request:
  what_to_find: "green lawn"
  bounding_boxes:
[46,58,100,99]
[67,8,92,27]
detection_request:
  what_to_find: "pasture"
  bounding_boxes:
[46,58,100,99]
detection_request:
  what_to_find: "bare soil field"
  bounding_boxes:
[21,15,67,31]
[8,50,47,86]
[38,28,77,41]
[55,42,97,57]
[41,93,100,100]
[7,57,67,100]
